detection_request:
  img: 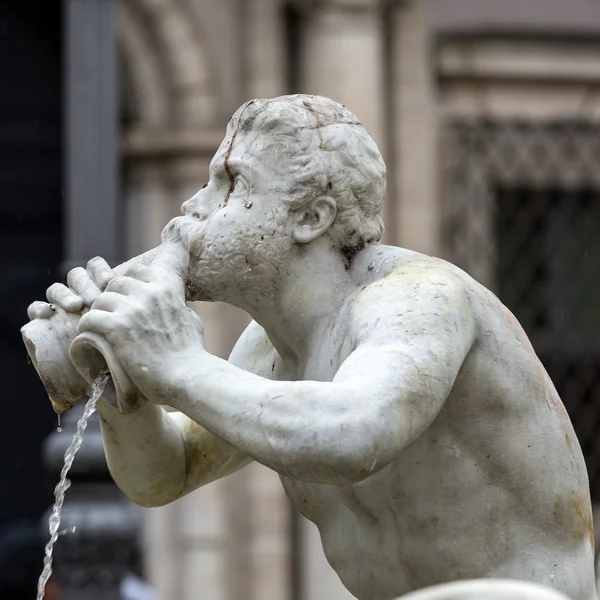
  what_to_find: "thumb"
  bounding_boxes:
[149,242,189,297]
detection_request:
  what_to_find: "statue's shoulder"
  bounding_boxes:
[228,320,276,377]
[351,255,476,338]
[359,255,470,302]
[356,245,470,288]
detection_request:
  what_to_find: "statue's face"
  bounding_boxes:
[174,129,294,303]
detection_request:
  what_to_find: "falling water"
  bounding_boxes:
[36,373,109,600]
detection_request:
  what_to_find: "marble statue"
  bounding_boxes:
[24,95,598,600]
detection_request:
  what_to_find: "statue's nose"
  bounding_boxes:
[181,192,204,219]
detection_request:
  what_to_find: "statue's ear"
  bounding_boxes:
[292,196,337,244]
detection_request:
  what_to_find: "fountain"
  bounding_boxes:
[21,245,162,416]
[36,374,108,600]
[22,238,184,599]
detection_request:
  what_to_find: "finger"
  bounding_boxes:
[124,264,157,284]
[87,256,116,291]
[91,291,135,313]
[27,301,56,320]
[149,243,188,282]
[67,267,102,306]
[105,275,147,295]
[77,308,120,337]
[46,283,84,313]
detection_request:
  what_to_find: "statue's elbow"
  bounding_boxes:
[335,457,383,485]
[111,477,182,508]
[320,428,396,484]
[127,494,173,509]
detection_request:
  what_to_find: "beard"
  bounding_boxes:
[183,211,293,312]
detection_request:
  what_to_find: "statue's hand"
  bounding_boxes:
[27,257,116,320]
[77,264,205,400]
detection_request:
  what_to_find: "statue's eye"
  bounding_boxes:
[235,176,248,192]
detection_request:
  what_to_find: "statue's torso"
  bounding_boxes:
[245,246,597,600]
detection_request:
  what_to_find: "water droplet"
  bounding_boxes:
[57,427,62,433]
[245,199,253,209]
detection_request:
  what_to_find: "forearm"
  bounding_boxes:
[167,351,401,484]
[97,399,186,507]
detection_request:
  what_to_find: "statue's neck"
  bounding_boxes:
[247,240,363,363]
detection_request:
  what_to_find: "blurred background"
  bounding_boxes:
[2,0,600,598]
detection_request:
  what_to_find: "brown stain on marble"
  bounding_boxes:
[223,100,255,206]
[499,305,571,419]
[564,432,573,452]
[182,420,218,484]
[553,491,594,549]
[497,306,571,418]
[302,100,325,149]
[500,304,537,357]
[534,360,570,419]
[554,397,570,419]
[545,374,569,419]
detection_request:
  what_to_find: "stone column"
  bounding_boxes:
[63,0,119,272]
[390,0,441,256]
[296,0,393,241]
[293,3,392,597]
[245,0,286,99]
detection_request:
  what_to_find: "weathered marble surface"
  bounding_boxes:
[26,95,598,600]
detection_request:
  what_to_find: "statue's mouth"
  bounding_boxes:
[161,216,202,250]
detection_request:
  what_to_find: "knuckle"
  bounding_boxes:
[66,266,87,286]
[144,281,160,297]
[90,293,107,310]
[77,313,90,332]
[46,283,64,301]
[87,256,105,269]
[124,265,139,277]
[68,265,86,278]
[105,276,122,292]
[27,302,40,319]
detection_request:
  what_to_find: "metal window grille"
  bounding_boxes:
[444,119,600,498]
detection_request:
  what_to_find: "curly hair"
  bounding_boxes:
[227,95,386,261]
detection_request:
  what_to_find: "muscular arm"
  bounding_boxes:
[97,321,268,507]
[167,266,477,485]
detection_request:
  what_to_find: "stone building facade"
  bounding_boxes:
[115,1,600,598]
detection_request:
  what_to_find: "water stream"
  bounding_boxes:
[36,374,109,600]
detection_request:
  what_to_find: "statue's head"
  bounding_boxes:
[178,94,386,304]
